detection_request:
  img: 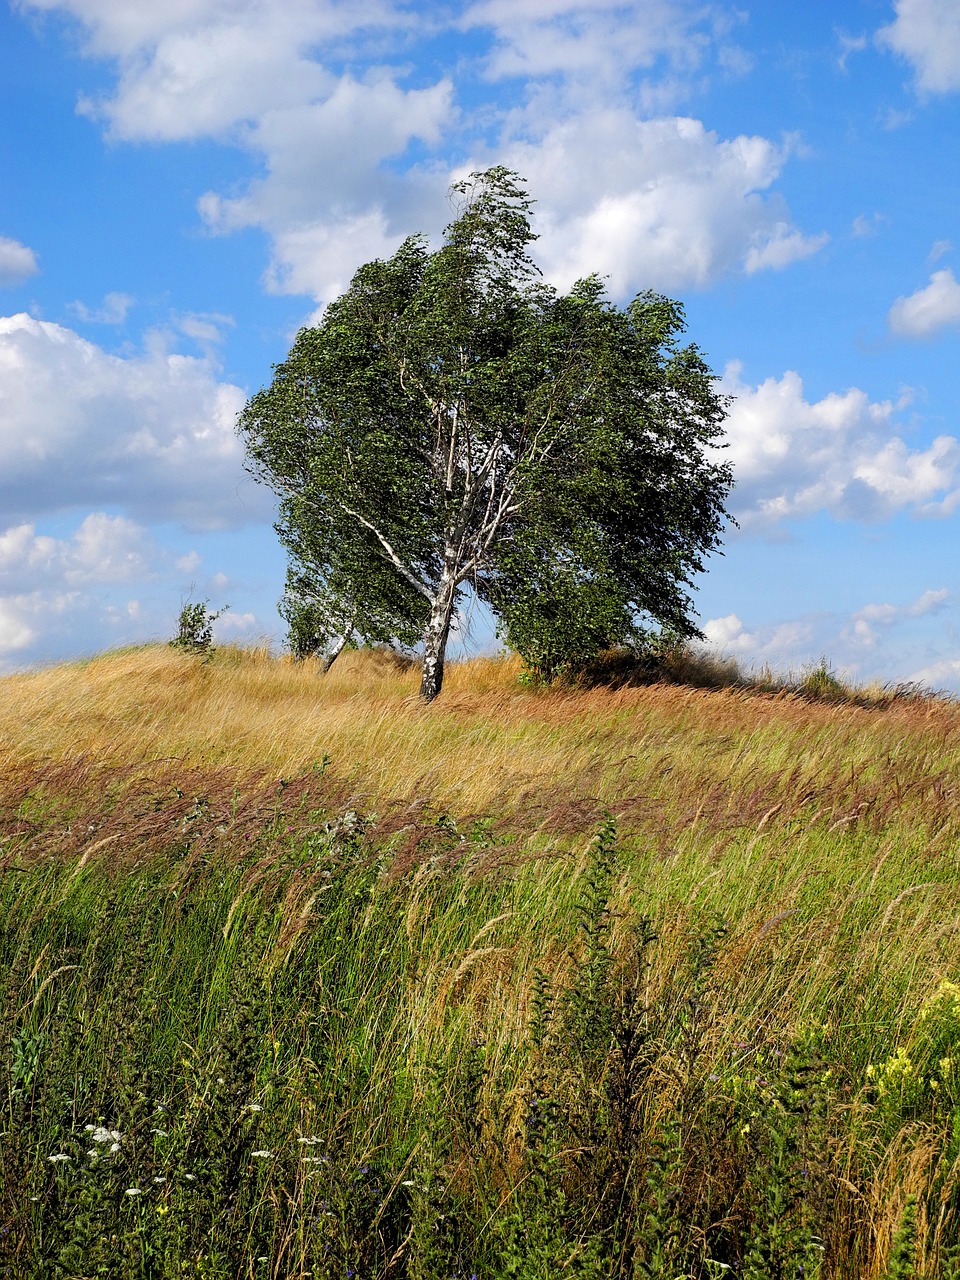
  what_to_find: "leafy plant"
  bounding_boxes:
[170,599,228,657]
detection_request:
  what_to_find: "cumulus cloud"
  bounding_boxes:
[21,0,403,141]
[0,515,155,591]
[702,612,815,667]
[720,363,960,527]
[199,74,454,301]
[493,114,827,295]
[877,0,960,95]
[0,235,39,286]
[0,312,263,528]
[463,0,720,89]
[888,268,960,338]
[701,588,959,691]
[18,0,819,306]
[0,514,158,663]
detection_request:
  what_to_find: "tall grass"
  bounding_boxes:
[2,647,960,1275]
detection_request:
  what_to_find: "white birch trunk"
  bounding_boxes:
[419,570,457,702]
[319,631,350,673]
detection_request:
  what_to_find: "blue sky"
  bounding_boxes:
[2,0,960,688]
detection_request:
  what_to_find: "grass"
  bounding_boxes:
[1,645,959,1277]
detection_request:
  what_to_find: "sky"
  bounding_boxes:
[1,0,960,690]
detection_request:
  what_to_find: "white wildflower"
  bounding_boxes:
[251,1150,272,1159]
[47,1154,71,1163]
[125,1187,142,1197]
[89,1127,122,1146]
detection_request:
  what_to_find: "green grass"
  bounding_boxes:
[2,648,960,1277]
[2,800,960,1278]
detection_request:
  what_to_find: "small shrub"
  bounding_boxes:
[170,600,228,657]
[797,658,848,702]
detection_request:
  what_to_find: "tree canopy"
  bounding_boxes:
[238,168,733,700]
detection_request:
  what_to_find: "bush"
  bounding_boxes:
[170,600,228,657]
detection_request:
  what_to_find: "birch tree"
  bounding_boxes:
[238,168,733,701]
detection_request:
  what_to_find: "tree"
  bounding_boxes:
[238,168,733,701]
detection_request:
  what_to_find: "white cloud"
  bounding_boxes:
[844,587,949,647]
[491,114,826,295]
[68,291,134,324]
[175,550,201,573]
[743,223,829,274]
[0,235,39,286]
[701,589,960,691]
[908,656,960,690]
[19,0,816,307]
[20,0,405,141]
[215,609,259,636]
[199,74,454,300]
[851,212,885,238]
[0,515,154,591]
[720,363,960,526]
[0,600,36,654]
[702,612,815,666]
[837,31,868,72]
[0,312,262,528]
[888,268,960,338]
[877,0,960,95]
[0,514,160,663]
[463,0,714,88]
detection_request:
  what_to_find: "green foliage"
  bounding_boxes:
[239,168,732,698]
[882,1197,918,1280]
[2,812,959,1277]
[798,658,848,701]
[170,599,228,657]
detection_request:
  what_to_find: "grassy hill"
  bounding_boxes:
[1,646,959,1278]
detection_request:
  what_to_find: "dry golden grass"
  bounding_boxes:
[2,643,959,844]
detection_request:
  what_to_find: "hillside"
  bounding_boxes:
[1,646,959,1277]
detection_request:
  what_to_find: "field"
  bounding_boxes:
[1,644,959,1278]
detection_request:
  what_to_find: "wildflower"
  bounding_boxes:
[401,1180,415,1187]
[153,1176,166,1183]
[47,1154,71,1163]
[251,1150,272,1159]
[151,1128,168,1137]
[88,1126,122,1147]
[245,1104,263,1113]
[297,1135,321,1145]
[184,1173,197,1181]
[125,1188,143,1197]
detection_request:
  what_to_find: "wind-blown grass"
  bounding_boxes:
[1,646,959,1276]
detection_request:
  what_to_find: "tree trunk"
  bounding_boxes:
[319,635,348,673]
[318,615,355,674]
[419,578,456,702]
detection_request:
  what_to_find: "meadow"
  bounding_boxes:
[1,644,959,1278]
